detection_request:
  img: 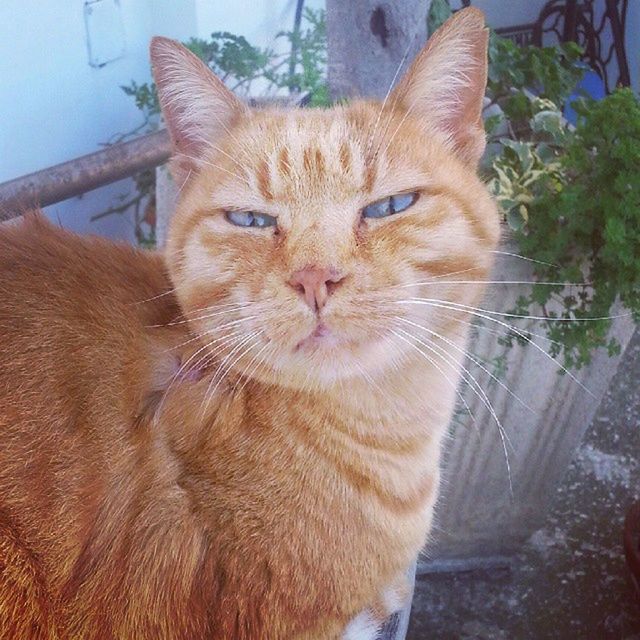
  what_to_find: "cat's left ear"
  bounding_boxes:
[150,37,248,184]
[390,8,489,166]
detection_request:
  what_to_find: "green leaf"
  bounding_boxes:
[507,206,527,230]
[531,109,568,144]
[501,139,535,172]
[485,114,502,135]
[427,0,453,37]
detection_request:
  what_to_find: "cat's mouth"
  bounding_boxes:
[294,322,346,352]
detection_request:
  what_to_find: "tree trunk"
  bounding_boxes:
[326,0,430,101]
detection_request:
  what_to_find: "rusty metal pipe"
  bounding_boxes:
[0,129,171,222]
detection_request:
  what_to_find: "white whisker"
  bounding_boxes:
[230,339,273,397]
[490,250,559,268]
[180,153,251,187]
[395,280,592,288]
[425,305,573,351]
[151,305,254,328]
[398,297,629,323]
[200,331,261,419]
[174,168,193,200]
[156,328,250,420]
[204,140,250,177]
[420,267,482,281]
[366,38,415,158]
[396,316,534,414]
[389,328,476,429]
[394,325,514,496]
[397,298,594,397]
[133,288,177,305]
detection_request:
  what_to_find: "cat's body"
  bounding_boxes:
[0,217,446,639]
[0,9,499,639]
[0,216,446,639]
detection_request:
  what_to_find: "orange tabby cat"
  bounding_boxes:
[0,8,498,639]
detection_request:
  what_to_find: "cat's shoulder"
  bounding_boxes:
[0,212,169,305]
[1,211,161,274]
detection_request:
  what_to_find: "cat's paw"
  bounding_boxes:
[342,575,411,640]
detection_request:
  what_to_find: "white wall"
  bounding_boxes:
[0,0,321,239]
[625,3,640,92]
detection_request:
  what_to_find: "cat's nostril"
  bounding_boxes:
[288,266,346,312]
[292,282,306,295]
[325,277,345,296]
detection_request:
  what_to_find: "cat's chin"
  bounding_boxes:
[263,329,398,389]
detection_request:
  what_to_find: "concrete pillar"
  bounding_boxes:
[155,165,174,248]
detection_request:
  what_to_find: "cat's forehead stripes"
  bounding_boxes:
[244,110,375,202]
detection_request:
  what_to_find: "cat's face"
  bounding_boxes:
[151,9,499,389]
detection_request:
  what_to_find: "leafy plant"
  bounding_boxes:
[485,30,639,368]
[488,98,566,230]
[486,34,584,123]
[511,89,640,368]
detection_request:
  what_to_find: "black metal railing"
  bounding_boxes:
[466,0,630,94]
[537,0,630,93]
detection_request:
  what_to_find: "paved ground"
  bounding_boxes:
[407,330,640,639]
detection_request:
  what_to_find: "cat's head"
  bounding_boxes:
[150,8,499,390]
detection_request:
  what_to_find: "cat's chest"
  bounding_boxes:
[203,406,440,560]
[227,429,436,630]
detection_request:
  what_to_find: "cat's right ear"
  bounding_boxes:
[150,37,248,185]
[390,8,488,167]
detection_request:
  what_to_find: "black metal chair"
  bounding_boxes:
[463,0,630,94]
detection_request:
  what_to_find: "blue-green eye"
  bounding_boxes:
[225,211,277,228]
[362,192,419,219]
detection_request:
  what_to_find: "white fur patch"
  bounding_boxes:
[381,584,407,616]
[342,610,381,640]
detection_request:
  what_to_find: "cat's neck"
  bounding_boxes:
[160,337,463,463]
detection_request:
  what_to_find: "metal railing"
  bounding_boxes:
[0,130,170,222]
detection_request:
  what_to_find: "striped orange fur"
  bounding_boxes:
[0,9,499,639]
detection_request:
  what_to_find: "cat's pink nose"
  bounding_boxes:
[288,266,346,312]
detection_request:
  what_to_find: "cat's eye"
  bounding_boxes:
[361,192,419,219]
[225,210,277,229]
